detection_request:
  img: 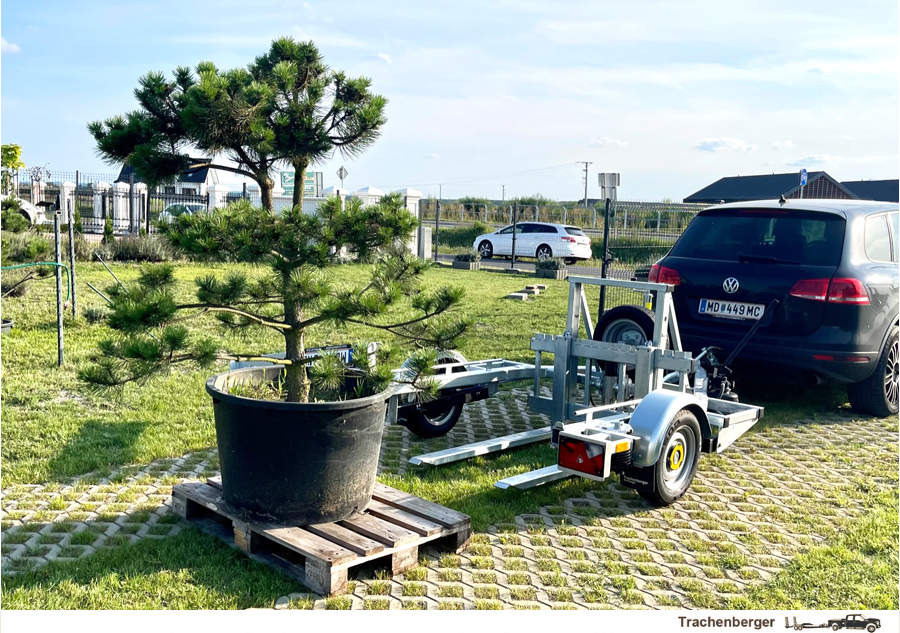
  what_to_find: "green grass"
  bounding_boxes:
[728,492,899,610]
[0,528,300,609]
[1,260,576,486]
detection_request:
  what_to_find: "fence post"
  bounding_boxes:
[242,182,247,200]
[511,202,518,269]
[128,174,135,233]
[434,198,441,262]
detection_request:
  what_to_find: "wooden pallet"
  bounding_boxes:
[172,478,471,595]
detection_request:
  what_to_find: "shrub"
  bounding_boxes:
[2,198,29,233]
[535,257,565,270]
[102,217,115,244]
[453,249,480,263]
[1,231,51,263]
[97,235,176,262]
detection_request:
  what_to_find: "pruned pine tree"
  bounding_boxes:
[79,194,470,403]
[87,37,386,212]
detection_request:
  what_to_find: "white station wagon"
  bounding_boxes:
[473,222,593,263]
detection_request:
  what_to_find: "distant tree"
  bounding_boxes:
[88,37,387,212]
[510,193,554,207]
[1,144,25,196]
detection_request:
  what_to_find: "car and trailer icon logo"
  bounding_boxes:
[723,277,740,293]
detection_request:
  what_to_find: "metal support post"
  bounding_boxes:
[67,200,77,318]
[434,199,441,262]
[511,202,518,269]
[598,198,612,316]
[54,211,64,366]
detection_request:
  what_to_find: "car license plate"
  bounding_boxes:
[699,298,764,320]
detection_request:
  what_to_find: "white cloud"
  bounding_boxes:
[590,137,627,148]
[376,53,391,65]
[773,140,795,150]
[423,154,439,160]
[694,138,757,153]
[1,38,21,54]
[787,154,842,166]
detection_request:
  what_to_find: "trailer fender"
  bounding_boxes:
[629,390,709,468]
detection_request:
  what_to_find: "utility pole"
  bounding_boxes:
[501,185,505,202]
[580,161,593,207]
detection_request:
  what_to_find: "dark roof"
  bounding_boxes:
[840,179,899,203]
[115,162,214,185]
[683,171,856,203]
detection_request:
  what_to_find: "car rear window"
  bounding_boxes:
[564,226,585,236]
[669,209,845,266]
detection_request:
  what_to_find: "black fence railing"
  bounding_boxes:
[423,199,712,312]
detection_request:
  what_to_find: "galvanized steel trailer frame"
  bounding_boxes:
[401,275,764,498]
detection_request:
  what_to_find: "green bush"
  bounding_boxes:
[535,257,565,270]
[102,217,115,244]
[1,232,51,263]
[453,249,481,262]
[96,235,176,262]
[2,198,29,233]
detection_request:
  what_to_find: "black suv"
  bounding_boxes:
[650,199,899,416]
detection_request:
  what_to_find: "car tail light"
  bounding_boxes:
[649,264,680,285]
[561,236,576,243]
[789,278,829,301]
[826,278,870,304]
[790,278,869,304]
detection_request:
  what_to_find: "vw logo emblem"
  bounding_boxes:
[723,277,739,294]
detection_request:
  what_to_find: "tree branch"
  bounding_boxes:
[176,303,290,330]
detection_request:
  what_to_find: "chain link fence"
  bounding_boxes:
[421,199,712,313]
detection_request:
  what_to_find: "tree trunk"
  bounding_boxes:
[291,157,310,211]
[259,174,275,212]
[282,270,310,403]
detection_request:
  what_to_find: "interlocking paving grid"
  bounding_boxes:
[1,388,897,610]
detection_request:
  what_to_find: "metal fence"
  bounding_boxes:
[422,199,712,312]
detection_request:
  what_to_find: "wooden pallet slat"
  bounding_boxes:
[366,500,443,537]
[372,482,470,528]
[339,511,419,547]
[304,522,385,557]
[256,524,358,566]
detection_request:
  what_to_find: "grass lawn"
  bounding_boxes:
[2,258,896,610]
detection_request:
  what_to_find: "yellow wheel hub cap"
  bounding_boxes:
[669,445,685,470]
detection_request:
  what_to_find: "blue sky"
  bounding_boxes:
[1,0,897,201]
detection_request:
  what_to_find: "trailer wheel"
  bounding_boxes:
[639,408,701,505]
[403,351,467,439]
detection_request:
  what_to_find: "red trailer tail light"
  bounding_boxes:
[558,437,605,477]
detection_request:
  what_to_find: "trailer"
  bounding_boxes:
[395,275,767,505]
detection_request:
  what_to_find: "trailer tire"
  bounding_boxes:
[638,408,701,506]
[402,350,467,439]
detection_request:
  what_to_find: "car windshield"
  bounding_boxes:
[564,226,585,236]
[670,209,845,266]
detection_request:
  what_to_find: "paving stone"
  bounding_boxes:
[506,292,529,300]
[520,288,540,295]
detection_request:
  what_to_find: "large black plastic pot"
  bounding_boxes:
[206,365,388,525]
